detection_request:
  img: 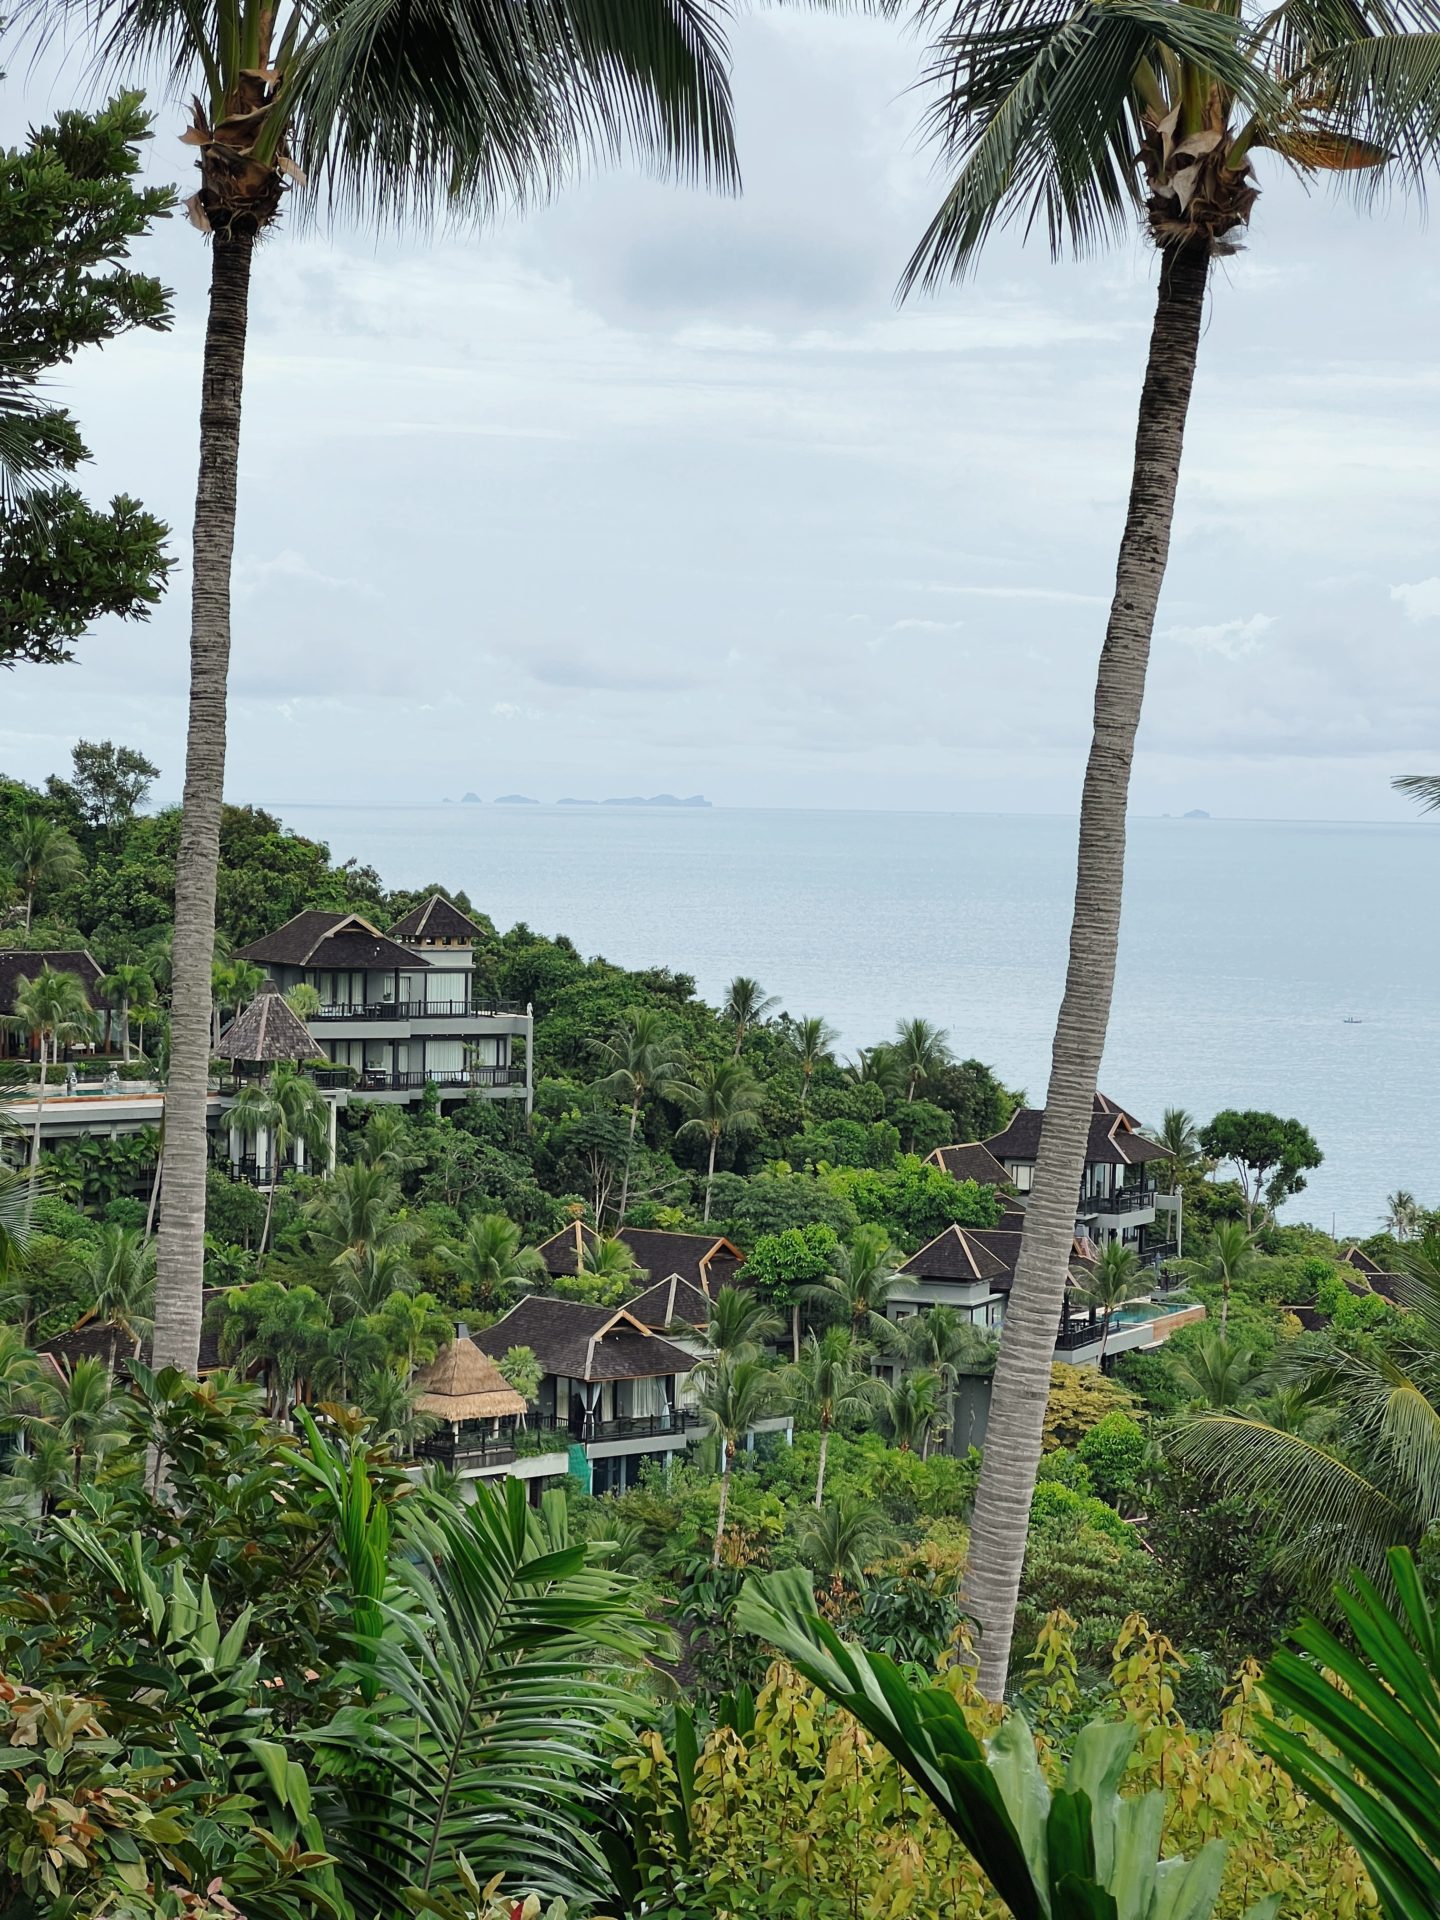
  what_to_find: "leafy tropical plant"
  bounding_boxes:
[801,1222,903,1350]
[798,1492,895,1592]
[723,976,780,1056]
[704,1282,782,1357]
[737,1567,1281,1920]
[79,1220,156,1370]
[2,964,98,1168]
[1074,1240,1143,1362]
[893,1016,951,1101]
[97,959,155,1063]
[882,1366,942,1455]
[789,1015,838,1105]
[444,1211,545,1312]
[692,1353,783,1563]
[1260,1546,1440,1920]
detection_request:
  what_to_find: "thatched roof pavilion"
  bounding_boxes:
[218,980,315,1064]
[412,1336,528,1423]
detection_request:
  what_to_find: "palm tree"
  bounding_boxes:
[704,1283,782,1358]
[676,1060,762,1223]
[692,1353,781,1564]
[444,1213,545,1312]
[900,1303,993,1391]
[285,981,322,1019]
[1074,1240,1142,1365]
[847,1045,906,1102]
[801,1224,903,1350]
[351,1105,422,1174]
[306,1161,406,1267]
[81,1223,156,1372]
[1393,775,1440,814]
[229,1063,331,1254]
[351,1365,436,1454]
[1171,1236,1440,1596]
[580,1232,645,1290]
[1169,1330,1263,1410]
[1181,1222,1256,1334]
[722,977,780,1057]
[41,1356,126,1491]
[789,1327,877,1507]
[3,967,98,1169]
[595,1009,685,1220]
[798,1491,895,1591]
[212,959,266,1050]
[1151,1108,1201,1193]
[893,1017,951,1101]
[1386,1190,1422,1241]
[333,1241,416,1320]
[34,0,735,1387]
[883,1368,942,1456]
[922,0,1428,1700]
[0,1168,38,1297]
[7,815,83,932]
[789,1015,838,1106]
[97,962,155,1065]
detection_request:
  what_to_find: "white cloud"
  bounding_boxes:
[235,550,379,600]
[1391,578,1440,622]
[1166,614,1275,660]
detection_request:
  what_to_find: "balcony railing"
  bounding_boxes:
[352,1065,526,1094]
[308,999,526,1022]
[1054,1319,1104,1351]
[581,1410,701,1442]
[1078,1183,1157,1216]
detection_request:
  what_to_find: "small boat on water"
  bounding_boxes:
[1343,1016,1363,1025]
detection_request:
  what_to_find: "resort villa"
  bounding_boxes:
[234,897,533,1110]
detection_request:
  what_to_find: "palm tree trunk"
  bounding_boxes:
[963,239,1211,1704]
[617,1097,640,1223]
[29,1039,46,1171]
[153,234,255,1376]
[23,887,32,934]
[260,1177,277,1258]
[120,995,131,1065]
[712,1444,732,1564]
[1220,1277,1229,1333]
[791,1300,801,1365]
[815,1422,830,1508]
[703,1133,718,1224]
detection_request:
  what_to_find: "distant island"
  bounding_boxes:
[1182,808,1211,820]
[495,794,540,806]
[460,793,481,804]
[602,794,712,809]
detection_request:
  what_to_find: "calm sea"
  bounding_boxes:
[271,804,1439,1238]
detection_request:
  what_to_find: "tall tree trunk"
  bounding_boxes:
[145,1141,164,1240]
[703,1134,718,1223]
[153,234,254,1375]
[618,1097,640,1223]
[29,1039,46,1170]
[964,240,1210,1703]
[712,1444,732,1564]
[815,1421,830,1508]
[791,1300,801,1365]
[260,1177,277,1258]
[120,995,131,1065]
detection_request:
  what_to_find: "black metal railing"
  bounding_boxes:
[1054,1320,1104,1351]
[309,1000,526,1022]
[352,1066,526,1094]
[1078,1183,1156,1216]
[582,1410,699,1442]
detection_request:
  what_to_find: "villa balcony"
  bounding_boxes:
[308,999,525,1022]
[581,1410,701,1443]
[351,1065,526,1094]
[1079,1183,1156,1217]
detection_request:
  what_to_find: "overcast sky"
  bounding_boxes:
[4,14,1439,819]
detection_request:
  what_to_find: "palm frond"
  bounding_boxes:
[1393,772,1440,815]
[1172,1412,1414,1591]
[1298,34,1440,197]
[903,0,1278,288]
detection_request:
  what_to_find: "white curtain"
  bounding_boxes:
[632,1374,667,1418]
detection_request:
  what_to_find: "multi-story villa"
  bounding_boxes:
[973,1092,1182,1262]
[234,896,532,1111]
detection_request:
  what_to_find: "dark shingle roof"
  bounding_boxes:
[899,1224,1010,1286]
[619,1229,743,1292]
[475,1297,695,1381]
[0,950,106,1015]
[967,1228,1096,1293]
[629,1275,714,1330]
[534,1221,599,1278]
[43,1289,226,1375]
[235,911,428,973]
[985,1097,1171,1169]
[1340,1246,1405,1303]
[925,1142,1011,1187]
[217,980,316,1063]
[388,895,484,943]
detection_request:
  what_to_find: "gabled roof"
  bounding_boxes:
[925,1142,1011,1187]
[985,1096,1171,1169]
[629,1274,714,1331]
[967,1227,1097,1293]
[0,949,106,1015]
[899,1224,1010,1286]
[235,911,429,973]
[1339,1246,1405,1304]
[532,1223,741,1291]
[412,1336,528,1420]
[217,980,316,1063]
[389,894,485,943]
[474,1297,695,1382]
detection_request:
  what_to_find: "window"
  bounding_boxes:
[1013,1164,1034,1192]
